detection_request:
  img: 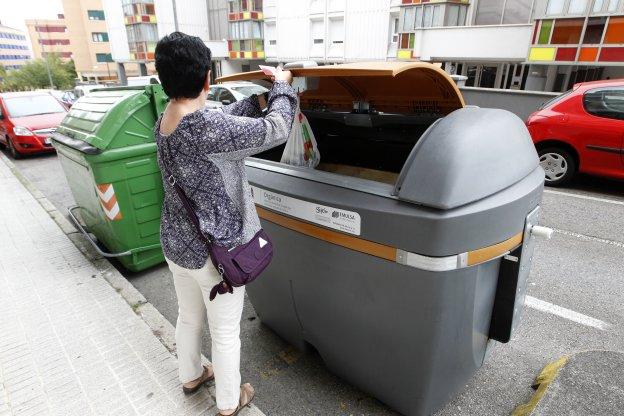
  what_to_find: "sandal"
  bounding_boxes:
[182,364,214,395]
[217,383,255,416]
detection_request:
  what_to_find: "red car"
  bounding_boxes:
[0,91,68,159]
[526,79,624,186]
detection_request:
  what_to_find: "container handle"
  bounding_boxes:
[67,205,161,257]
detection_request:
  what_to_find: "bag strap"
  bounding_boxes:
[159,132,211,244]
[158,128,234,298]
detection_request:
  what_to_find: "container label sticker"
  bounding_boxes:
[251,186,361,235]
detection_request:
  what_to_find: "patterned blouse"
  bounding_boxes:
[155,81,297,269]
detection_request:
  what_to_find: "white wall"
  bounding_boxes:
[155,0,210,41]
[266,0,392,63]
[102,0,131,61]
[220,60,244,76]
[414,24,533,62]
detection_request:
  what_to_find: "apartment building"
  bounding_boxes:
[27,2,117,83]
[0,24,30,71]
[264,0,624,92]
[525,0,624,91]
[26,17,72,62]
[60,0,117,82]
[102,0,232,83]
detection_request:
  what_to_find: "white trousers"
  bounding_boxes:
[166,257,246,410]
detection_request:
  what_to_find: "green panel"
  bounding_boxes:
[409,33,415,49]
[539,20,553,45]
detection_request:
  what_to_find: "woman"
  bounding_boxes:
[154,32,296,415]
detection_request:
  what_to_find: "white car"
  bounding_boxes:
[207,82,268,109]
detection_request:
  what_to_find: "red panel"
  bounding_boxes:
[147,52,154,60]
[251,11,258,19]
[228,13,236,20]
[532,22,539,44]
[555,47,577,61]
[240,51,246,58]
[227,40,232,50]
[599,47,624,62]
[252,51,257,58]
[141,15,150,22]
[402,0,411,4]
[229,51,237,59]
[238,12,244,19]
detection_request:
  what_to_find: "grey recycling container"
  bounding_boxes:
[218,62,546,416]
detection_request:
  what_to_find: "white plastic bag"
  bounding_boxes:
[281,99,320,168]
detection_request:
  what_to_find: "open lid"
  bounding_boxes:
[216,62,464,115]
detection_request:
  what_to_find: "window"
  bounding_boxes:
[431,5,443,27]
[568,0,588,14]
[583,17,607,43]
[551,18,584,43]
[217,88,236,104]
[91,32,109,42]
[584,87,624,120]
[403,7,416,31]
[475,0,504,25]
[96,53,113,63]
[87,10,105,20]
[36,25,66,33]
[423,5,433,27]
[593,0,621,12]
[503,0,532,24]
[546,0,566,15]
[414,7,423,28]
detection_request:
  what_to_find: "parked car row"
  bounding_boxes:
[1,79,622,187]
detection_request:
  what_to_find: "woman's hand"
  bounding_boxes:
[271,67,293,84]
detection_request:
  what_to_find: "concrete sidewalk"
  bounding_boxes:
[0,157,224,415]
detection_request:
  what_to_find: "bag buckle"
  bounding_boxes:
[167,175,176,186]
[218,264,224,276]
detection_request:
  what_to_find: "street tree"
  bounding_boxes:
[1,55,77,91]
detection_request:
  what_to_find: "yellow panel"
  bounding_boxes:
[397,49,412,59]
[257,51,265,59]
[149,15,157,23]
[529,47,556,61]
[257,12,263,19]
[243,11,251,19]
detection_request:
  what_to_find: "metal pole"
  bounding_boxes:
[172,0,179,31]
[35,20,55,89]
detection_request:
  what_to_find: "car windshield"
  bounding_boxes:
[4,95,66,118]
[230,85,268,97]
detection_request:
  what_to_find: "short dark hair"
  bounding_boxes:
[155,32,212,99]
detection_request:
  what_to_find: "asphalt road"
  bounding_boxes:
[4,148,624,416]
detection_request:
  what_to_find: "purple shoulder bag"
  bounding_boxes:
[159,136,273,301]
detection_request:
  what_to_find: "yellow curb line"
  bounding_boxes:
[512,356,570,416]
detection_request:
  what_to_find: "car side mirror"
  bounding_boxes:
[221,99,232,105]
[0,113,4,120]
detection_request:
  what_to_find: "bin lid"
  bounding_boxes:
[216,62,464,115]
[55,86,166,151]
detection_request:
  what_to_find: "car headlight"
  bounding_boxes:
[13,126,34,136]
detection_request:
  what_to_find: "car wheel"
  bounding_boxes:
[7,137,22,159]
[538,147,576,186]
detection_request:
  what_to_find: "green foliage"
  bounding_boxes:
[0,55,77,91]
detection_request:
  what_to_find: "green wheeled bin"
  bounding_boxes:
[51,86,168,272]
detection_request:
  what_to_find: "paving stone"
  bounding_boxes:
[0,157,248,415]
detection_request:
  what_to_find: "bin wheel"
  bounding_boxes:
[538,147,575,186]
[7,137,22,159]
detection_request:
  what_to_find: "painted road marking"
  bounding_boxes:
[525,295,612,331]
[552,228,624,248]
[544,189,624,206]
